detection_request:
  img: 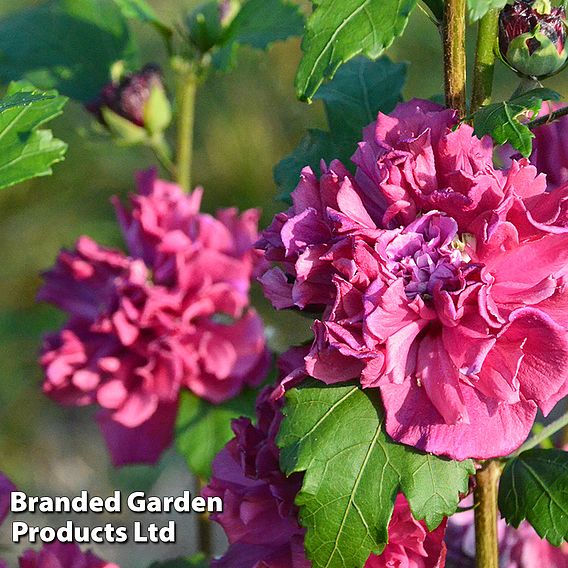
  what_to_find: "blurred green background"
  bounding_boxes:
[0,0,567,565]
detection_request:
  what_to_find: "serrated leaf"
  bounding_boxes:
[0,83,67,190]
[175,388,257,480]
[278,381,474,568]
[113,0,172,40]
[467,0,507,21]
[315,56,407,145]
[499,448,568,546]
[472,88,561,157]
[276,56,407,203]
[0,0,137,102]
[213,0,304,71]
[296,0,417,102]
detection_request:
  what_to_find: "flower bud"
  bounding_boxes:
[86,64,172,143]
[187,0,240,53]
[499,0,568,79]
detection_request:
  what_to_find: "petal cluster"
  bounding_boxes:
[204,379,447,568]
[40,170,269,466]
[203,385,308,568]
[259,100,568,460]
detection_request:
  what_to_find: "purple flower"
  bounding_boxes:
[203,386,307,568]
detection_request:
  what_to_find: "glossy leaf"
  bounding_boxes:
[0,83,67,190]
[278,380,474,568]
[296,0,416,101]
[499,448,568,546]
[472,88,561,157]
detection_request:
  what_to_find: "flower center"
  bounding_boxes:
[382,214,469,300]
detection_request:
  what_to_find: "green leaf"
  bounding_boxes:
[112,0,172,40]
[175,388,257,480]
[274,129,338,203]
[296,0,417,102]
[278,381,474,568]
[275,56,407,203]
[472,88,561,157]
[0,83,67,190]
[213,0,304,71]
[315,56,407,147]
[467,0,507,21]
[148,555,207,568]
[499,448,568,546]
[0,0,137,102]
[0,92,54,112]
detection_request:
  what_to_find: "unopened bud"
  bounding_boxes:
[86,64,171,142]
[499,0,568,79]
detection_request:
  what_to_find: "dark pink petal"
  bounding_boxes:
[380,378,537,460]
[97,402,177,467]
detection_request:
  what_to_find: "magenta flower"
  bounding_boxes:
[204,384,447,568]
[40,170,269,466]
[365,494,446,568]
[520,102,568,190]
[445,497,568,568]
[19,543,118,568]
[203,386,308,568]
[260,100,568,460]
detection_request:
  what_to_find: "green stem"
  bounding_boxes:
[509,412,568,457]
[442,0,467,116]
[474,460,501,568]
[195,476,212,557]
[471,9,499,113]
[511,77,541,98]
[149,136,176,178]
[175,70,197,192]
